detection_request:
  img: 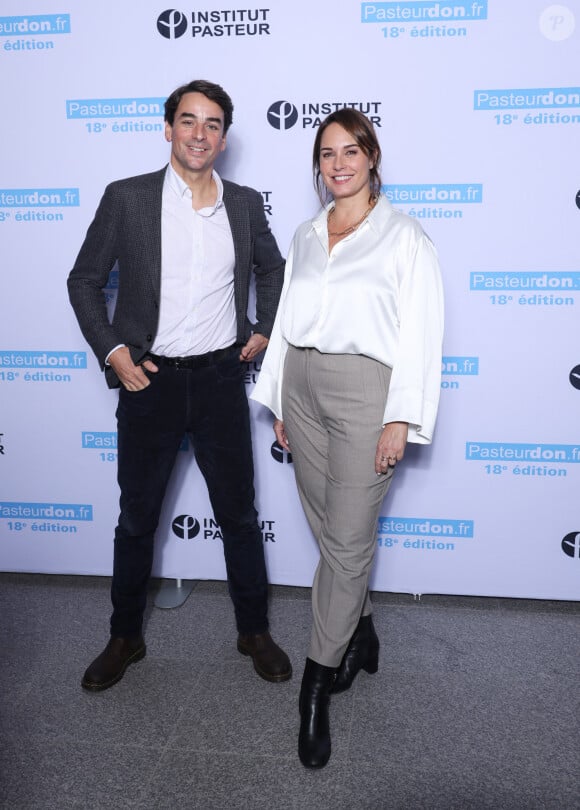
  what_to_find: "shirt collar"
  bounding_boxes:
[311,193,392,236]
[165,164,225,214]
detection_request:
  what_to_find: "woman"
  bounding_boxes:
[251,109,444,768]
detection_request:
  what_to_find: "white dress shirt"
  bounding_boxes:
[151,164,237,357]
[251,194,444,444]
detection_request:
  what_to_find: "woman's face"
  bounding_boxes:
[318,122,373,203]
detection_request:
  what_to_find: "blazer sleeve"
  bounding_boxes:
[246,187,285,339]
[67,183,123,368]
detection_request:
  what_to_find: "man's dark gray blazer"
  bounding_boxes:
[68,167,285,388]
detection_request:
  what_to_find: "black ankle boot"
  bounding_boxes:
[298,657,336,768]
[331,615,379,694]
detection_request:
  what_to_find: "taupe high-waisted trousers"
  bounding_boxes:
[282,346,395,667]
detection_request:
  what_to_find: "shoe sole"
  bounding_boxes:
[237,643,292,683]
[81,646,146,692]
[299,754,331,769]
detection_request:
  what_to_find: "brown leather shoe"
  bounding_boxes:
[237,631,292,682]
[81,636,146,692]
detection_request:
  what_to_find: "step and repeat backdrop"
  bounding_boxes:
[1,1,579,599]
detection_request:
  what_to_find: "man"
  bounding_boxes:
[68,79,290,691]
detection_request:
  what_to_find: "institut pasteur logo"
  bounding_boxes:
[267,99,382,130]
[156,8,271,38]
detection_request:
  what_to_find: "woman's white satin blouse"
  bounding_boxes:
[251,194,444,444]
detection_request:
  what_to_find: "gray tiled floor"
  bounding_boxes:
[0,573,578,809]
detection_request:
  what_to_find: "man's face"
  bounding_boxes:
[165,92,226,180]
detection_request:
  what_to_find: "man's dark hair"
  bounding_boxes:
[164,79,234,132]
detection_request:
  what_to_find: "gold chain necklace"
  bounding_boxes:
[327,201,375,237]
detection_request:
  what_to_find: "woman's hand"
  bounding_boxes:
[375,421,408,475]
[274,419,290,451]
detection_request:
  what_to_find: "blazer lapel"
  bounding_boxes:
[223,182,252,327]
[137,168,165,299]
[223,182,250,272]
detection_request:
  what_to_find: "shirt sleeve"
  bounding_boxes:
[250,237,296,420]
[382,230,444,444]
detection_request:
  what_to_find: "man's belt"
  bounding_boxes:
[148,344,237,370]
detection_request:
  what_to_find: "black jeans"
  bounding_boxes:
[110,347,269,637]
